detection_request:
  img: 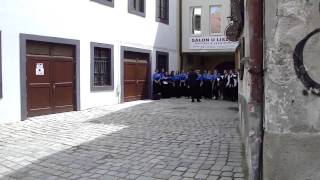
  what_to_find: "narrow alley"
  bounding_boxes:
[0,99,245,180]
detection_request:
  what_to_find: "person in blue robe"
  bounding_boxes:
[206,71,213,99]
[152,70,162,97]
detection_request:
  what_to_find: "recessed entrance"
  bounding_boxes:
[182,53,235,72]
[26,41,76,117]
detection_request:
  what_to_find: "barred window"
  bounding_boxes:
[156,0,169,24]
[91,43,114,91]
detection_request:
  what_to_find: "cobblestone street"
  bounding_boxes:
[0,99,246,180]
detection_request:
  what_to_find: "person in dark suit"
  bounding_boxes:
[188,69,201,102]
[174,71,181,98]
[202,70,209,99]
[212,69,220,100]
[221,70,229,100]
[230,70,238,102]
[168,71,175,98]
[180,71,188,97]
[206,70,213,99]
[160,72,170,98]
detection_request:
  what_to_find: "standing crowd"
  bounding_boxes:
[153,69,238,102]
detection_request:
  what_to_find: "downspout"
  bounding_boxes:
[179,0,183,71]
[247,0,264,179]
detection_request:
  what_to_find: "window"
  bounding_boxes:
[91,0,114,7]
[128,0,145,17]
[210,6,222,34]
[156,0,169,24]
[91,43,114,91]
[192,7,202,35]
[0,31,2,98]
[156,51,169,73]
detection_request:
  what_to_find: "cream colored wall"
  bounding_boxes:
[181,0,232,53]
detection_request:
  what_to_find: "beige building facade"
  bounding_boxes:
[181,0,238,72]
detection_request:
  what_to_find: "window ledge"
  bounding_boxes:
[91,85,114,92]
[91,0,114,7]
[156,18,169,25]
[190,34,203,37]
[210,33,223,36]
[128,9,146,17]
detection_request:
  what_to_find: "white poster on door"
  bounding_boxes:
[36,63,44,76]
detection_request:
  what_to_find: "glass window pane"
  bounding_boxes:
[133,0,137,10]
[210,6,222,34]
[139,0,144,12]
[157,0,168,23]
[192,7,202,35]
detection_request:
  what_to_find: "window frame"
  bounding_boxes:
[91,0,114,7]
[0,31,2,99]
[156,51,169,73]
[156,0,169,25]
[90,42,114,92]
[191,7,202,35]
[128,0,146,17]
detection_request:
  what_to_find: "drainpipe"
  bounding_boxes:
[247,0,264,179]
[248,0,263,102]
[179,0,183,71]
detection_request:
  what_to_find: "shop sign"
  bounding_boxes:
[189,36,238,50]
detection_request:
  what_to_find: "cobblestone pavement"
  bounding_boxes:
[0,99,246,180]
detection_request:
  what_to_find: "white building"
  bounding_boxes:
[181,0,238,71]
[0,0,180,123]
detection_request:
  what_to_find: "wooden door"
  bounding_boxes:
[26,41,75,117]
[124,59,138,102]
[52,57,75,113]
[136,60,149,100]
[123,52,149,102]
[27,56,52,116]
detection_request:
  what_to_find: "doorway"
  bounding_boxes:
[123,50,150,102]
[26,41,76,117]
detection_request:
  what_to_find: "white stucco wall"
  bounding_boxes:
[0,0,179,123]
[181,0,235,53]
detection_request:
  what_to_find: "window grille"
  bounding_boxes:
[94,47,111,86]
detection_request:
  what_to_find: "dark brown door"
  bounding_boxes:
[26,41,75,117]
[136,60,149,100]
[124,52,149,102]
[52,56,75,113]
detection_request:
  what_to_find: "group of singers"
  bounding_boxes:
[152,69,238,102]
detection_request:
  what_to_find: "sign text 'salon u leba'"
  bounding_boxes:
[189,36,238,50]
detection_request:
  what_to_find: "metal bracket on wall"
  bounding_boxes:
[240,57,250,65]
[248,64,263,75]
